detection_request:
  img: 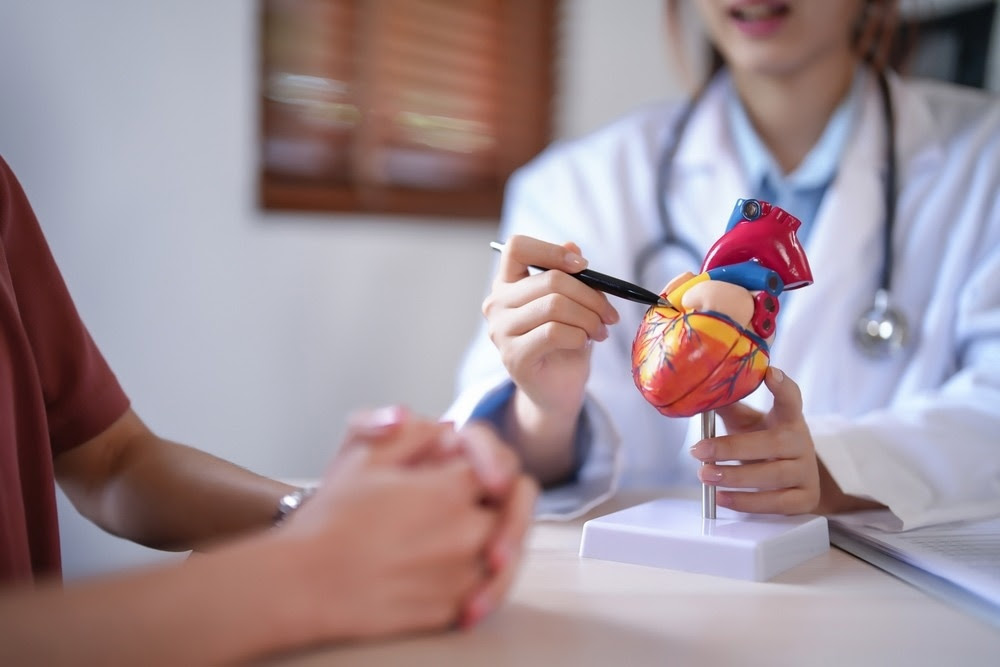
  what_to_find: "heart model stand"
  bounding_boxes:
[579,409,828,581]
[579,199,829,581]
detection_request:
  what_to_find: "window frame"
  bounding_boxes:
[257,0,559,219]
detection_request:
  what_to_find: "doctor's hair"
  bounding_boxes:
[853,0,903,72]
[664,0,903,89]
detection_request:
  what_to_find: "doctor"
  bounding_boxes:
[447,0,1000,529]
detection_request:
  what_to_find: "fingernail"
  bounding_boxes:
[605,308,620,324]
[351,405,407,429]
[564,251,587,269]
[689,440,714,459]
[771,367,784,383]
[460,593,493,630]
[597,323,609,340]
[700,467,724,483]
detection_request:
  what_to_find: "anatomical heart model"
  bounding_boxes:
[632,199,813,417]
[583,209,822,574]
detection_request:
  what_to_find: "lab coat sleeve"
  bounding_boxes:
[813,196,1000,531]
[444,158,629,520]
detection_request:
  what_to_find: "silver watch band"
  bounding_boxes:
[274,487,317,525]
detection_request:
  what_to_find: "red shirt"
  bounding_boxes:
[0,156,129,583]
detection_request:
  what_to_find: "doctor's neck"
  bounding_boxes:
[729,53,859,175]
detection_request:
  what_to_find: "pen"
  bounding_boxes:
[490,241,671,308]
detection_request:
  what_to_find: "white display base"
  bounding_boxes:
[580,498,829,581]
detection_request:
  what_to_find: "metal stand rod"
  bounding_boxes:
[701,410,716,520]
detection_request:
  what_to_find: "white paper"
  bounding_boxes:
[830,510,1000,608]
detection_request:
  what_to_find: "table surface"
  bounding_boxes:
[266,491,1000,667]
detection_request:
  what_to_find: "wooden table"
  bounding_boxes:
[268,491,1000,666]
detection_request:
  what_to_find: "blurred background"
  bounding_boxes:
[0,0,996,578]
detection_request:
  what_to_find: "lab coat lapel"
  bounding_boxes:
[769,73,887,413]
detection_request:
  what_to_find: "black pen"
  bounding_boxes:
[490,241,671,308]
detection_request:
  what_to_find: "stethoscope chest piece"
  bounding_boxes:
[854,288,908,358]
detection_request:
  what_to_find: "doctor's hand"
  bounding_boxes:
[482,235,619,481]
[689,367,821,515]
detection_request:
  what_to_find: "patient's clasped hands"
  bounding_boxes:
[280,406,538,641]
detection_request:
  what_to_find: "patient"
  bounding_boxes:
[0,155,537,665]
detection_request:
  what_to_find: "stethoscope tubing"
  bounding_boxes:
[875,69,897,296]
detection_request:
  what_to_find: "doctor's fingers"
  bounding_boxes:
[485,267,619,326]
[495,234,588,283]
[492,321,595,384]
[698,456,817,493]
[763,367,806,424]
[689,425,813,464]
[714,400,765,434]
[712,368,803,436]
[487,294,614,354]
[716,485,821,515]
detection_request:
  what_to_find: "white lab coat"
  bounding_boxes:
[447,70,1000,530]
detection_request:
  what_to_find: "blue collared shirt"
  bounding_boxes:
[725,67,865,242]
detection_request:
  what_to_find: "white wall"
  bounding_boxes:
[0,0,676,577]
[557,0,684,138]
[4,0,997,580]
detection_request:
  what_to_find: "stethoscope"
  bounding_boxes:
[635,69,908,358]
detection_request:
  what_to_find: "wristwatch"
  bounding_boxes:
[274,487,317,525]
